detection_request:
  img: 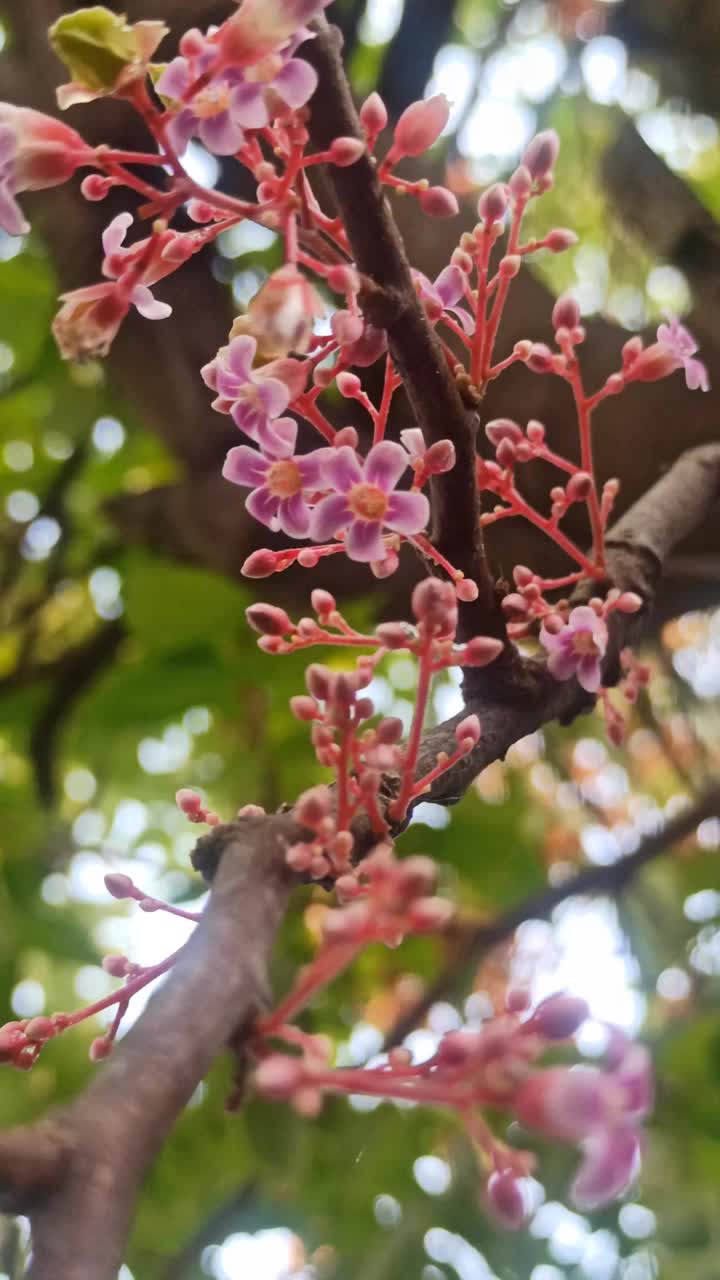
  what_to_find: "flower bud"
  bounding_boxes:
[359,91,388,138]
[90,1036,113,1062]
[486,1171,528,1229]
[255,1054,305,1099]
[462,635,503,666]
[24,1017,55,1043]
[329,136,365,166]
[332,311,364,346]
[425,439,456,473]
[478,183,508,224]
[419,185,459,218]
[499,254,521,278]
[532,993,589,1040]
[336,371,362,397]
[486,418,524,446]
[566,471,593,502]
[526,343,554,373]
[306,663,333,701]
[545,227,578,253]
[407,896,454,931]
[522,129,560,179]
[375,622,412,649]
[393,94,450,157]
[295,785,333,829]
[455,714,481,749]
[496,438,517,468]
[245,603,293,636]
[411,578,457,634]
[242,549,277,578]
[509,165,532,198]
[552,293,581,331]
[104,873,136,900]
[176,787,202,815]
[616,591,643,613]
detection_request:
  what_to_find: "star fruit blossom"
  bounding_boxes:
[223,440,326,537]
[0,104,91,237]
[540,605,608,693]
[656,317,710,392]
[311,442,430,561]
[155,49,317,156]
[414,264,475,334]
[516,1036,652,1210]
[201,334,306,457]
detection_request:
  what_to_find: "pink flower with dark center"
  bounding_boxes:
[0,104,91,236]
[201,334,299,456]
[222,443,326,537]
[311,442,429,561]
[656,317,709,392]
[540,605,608,693]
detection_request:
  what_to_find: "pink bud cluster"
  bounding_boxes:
[255,986,652,1225]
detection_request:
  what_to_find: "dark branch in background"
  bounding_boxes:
[385,783,720,1048]
[29,620,126,806]
[303,20,503,644]
[377,0,457,118]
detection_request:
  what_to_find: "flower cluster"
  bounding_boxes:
[255,984,651,1225]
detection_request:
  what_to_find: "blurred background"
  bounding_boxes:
[1,0,720,1276]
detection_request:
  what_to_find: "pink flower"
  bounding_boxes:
[414,264,474,334]
[0,104,90,236]
[201,334,300,456]
[222,443,327,537]
[311,442,429,561]
[540,605,608,693]
[656,317,709,392]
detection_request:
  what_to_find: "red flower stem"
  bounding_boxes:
[412,742,469,798]
[390,638,434,820]
[408,532,462,582]
[63,947,185,1030]
[439,314,472,348]
[294,393,337,442]
[478,470,602,576]
[336,722,354,831]
[373,355,396,444]
[470,229,493,384]
[568,367,606,567]
[258,942,359,1037]
[96,148,171,168]
[481,195,527,380]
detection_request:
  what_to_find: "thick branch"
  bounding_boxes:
[303,21,502,640]
[23,819,294,1280]
[385,783,720,1047]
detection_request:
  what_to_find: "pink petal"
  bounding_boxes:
[156,57,191,100]
[400,428,425,459]
[568,605,599,631]
[0,184,28,237]
[222,445,269,487]
[273,58,318,109]
[577,654,602,693]
[346,518,385,562]
[102,212,132,257]
[246,486,280,530]
[434,264,465,307]
[256,376,291,419]
[278,492,311,538]
[0,125,17,166]
[363,440,408,492]
[324,445,363,493]
[546,648,578,682]
[311,493,351,541]
[199,111,245,156]
[297,449,328,488]
[685,356,710,392]
[227,335,257,381]
[254,415,298,458]
[384,489,429,535]
[571,1125,640,1211]
[131,284,172,320]
[167,110,196,156]
[231,83,269,129]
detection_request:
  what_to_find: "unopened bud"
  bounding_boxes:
[393,94,450,157]
[425,439,456,473]
[456,578,479,602]
[523,129,560,179]
[532,993,589,1039]
[329,136,365,166]
[420,185,459,218]
[104,873,136,900]
[408,896,454,931]
[526,420,545,445]
[526,342,554,373]
[486,1170,528,1230]
[245,603,292,636]
[462,635,503,666]
[616,592,643,614]
[486,418,524,447]
[509,165,532,198]
[242,549,277,578]
[336,371,362,397]
[290,695,318,721]
[478,183,508,224]
[566,471,593,502]
[295,785,333,829]
[455,714,481,749]
[552,293,581,331]
[359,91,388,137]
[545,227,578,253]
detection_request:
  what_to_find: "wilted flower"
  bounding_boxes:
[231,266,324,358]
[311,442,429,561]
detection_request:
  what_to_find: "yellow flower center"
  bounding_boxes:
[194,86,232,119]
[571,630,597,656]
[348,483,388,521]
[267,459,302,499]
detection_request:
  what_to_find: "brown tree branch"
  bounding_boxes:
[302,19,503,643]
[384,783,720,1048]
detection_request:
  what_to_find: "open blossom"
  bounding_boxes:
[201,334,304,456]
[311,442,429,561]
[414,264,474,334]
[515,1042,652,1211]
[656,317,709,392]
[540,606,608,693]
[0,104,90,236]
[223,443,327,537]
